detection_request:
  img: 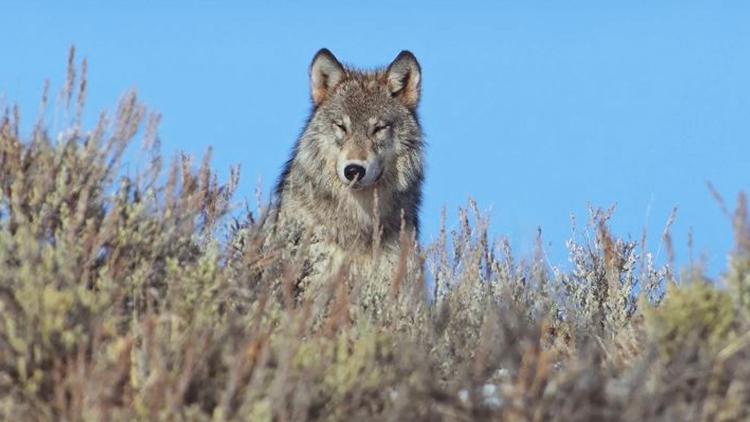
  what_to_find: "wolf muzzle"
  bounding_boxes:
[338,159,382,188]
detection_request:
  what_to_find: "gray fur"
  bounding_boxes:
[271,49,424,300]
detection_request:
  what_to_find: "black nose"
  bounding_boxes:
[344,164,366,181]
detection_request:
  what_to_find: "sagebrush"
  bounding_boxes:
[1,49,749,422]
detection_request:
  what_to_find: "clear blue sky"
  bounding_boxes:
[2,2,749,277]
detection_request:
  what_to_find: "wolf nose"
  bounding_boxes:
[344,164,366,182]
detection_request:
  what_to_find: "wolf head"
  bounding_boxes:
[276,49,424,242]
[302,49,422,191]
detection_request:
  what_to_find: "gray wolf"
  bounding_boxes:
[272,48,425,304]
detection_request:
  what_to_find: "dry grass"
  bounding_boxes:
[1,49,750,421]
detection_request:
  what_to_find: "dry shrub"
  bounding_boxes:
[1,49,749,421]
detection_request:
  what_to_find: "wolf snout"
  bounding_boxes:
[338,159,382,187]
[344,163,366,182]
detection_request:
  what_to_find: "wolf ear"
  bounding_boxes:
[386,51,421,110]
[310,48,345,106]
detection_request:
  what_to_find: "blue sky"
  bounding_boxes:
[2,2,749,276]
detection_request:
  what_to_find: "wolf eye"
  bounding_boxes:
[373,124,391,135]
[333,122,347,132]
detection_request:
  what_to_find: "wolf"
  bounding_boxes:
[270,48,425,306]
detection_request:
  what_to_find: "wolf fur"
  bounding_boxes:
[271,48,424,303]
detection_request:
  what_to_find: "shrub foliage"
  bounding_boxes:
[1,50,750,421]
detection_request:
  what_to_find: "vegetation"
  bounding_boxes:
[1,50,749,421]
